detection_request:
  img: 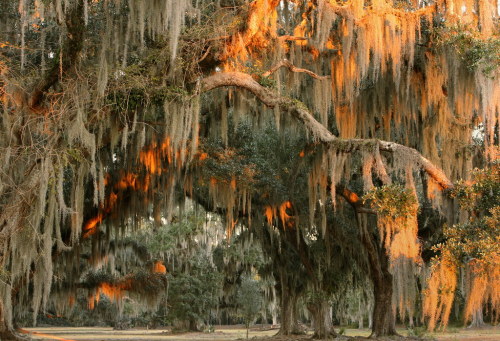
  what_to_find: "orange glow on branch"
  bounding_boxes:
[82,213,103,238]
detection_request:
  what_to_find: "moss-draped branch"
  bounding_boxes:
[201,71,454,190]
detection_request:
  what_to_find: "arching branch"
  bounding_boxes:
[201,72,454,189]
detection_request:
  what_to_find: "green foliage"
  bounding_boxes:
[82,270,117,289]
[200,122,308,206]
[166,256,222,330]
[435,25,500,75]
[363,184,418,218]
[451,165,500,214]
[138,213,205,257]
[214,242,264,272]
[442,164,500,264]
[258,76,277,88]
[236,275,263,336]
[134,212,222,330]
[406,326,428,338]
[305,290,331,306]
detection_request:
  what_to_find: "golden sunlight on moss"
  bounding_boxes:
[278,201,294,228]
[153,261,167,274]
[264,205,276,225]
[423,251,457,331]
[464,257,500,324]
[222,0,281,70]
[82,214,103,239]
[88,280,133,310]
[263,201,294,228]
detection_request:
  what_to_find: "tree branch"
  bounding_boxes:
[200,72,454,190]
[262,59,330,80]
[277,35,308,42]
[336,185,375,214]
[29,0,85,110]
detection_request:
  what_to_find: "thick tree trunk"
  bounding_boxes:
[371,271,396,337]
[278,290,296,335]
[307,300,336,339]
[358,215,398,338]
[290,295,304,335]
[278,280,303,335]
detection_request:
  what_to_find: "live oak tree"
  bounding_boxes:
[0,0,498,340]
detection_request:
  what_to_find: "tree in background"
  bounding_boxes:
[237,275,263,339]
[136,212,223,331]
[423,164,499,330]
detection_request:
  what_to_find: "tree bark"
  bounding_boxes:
[277,273,303,335]
[307,300,336,339]
[468,309,485,328]
[338,188,398,337]
[358,215,398,338]
[0,299,11,340]
[30,0,85,110]
[0,303,24,341]
[278,287,296,335]
[371,270,396,337]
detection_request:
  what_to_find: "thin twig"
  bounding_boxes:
[262,59,330,80]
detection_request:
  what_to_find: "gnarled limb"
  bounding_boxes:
[201,71,454,190]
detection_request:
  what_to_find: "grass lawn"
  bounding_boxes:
[21,325,499,341]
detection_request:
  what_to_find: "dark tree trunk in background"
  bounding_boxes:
[173,318,200,332]
[468,309,485,328]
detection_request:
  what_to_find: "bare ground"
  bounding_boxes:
[19,325,499,341]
